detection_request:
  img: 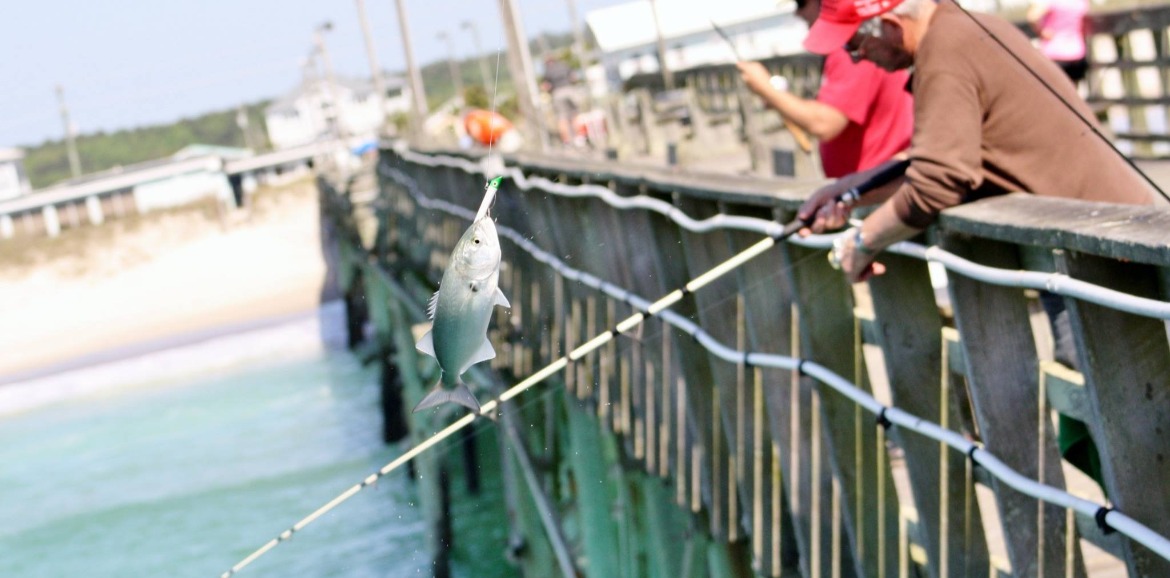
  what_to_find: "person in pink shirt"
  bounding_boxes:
[737,0,913,178]
[1027,0,1089,83]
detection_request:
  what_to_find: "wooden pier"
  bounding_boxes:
[321,143,1169,578]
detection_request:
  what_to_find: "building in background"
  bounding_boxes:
[0,148,33,201]
[264,75,409,151]
[586,0,803,88]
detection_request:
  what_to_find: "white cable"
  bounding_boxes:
[394,150,1170,320]
[381,159,1170,562]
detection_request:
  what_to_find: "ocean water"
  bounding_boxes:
[0,305,510,577]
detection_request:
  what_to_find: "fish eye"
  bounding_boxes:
[473,237,480,244]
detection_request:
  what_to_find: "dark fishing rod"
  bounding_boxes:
[709,19,746,61]
[950,2,1170,203]
[710,18,814,152]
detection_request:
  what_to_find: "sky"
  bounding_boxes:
[1,0,632,149]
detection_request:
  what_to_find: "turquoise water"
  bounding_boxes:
[0,325,509,577]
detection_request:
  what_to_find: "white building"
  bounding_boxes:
[0,148,32,201]
[264,75,410,151]
[586,0,806,87]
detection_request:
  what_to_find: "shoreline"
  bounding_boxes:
[0,178,339,386]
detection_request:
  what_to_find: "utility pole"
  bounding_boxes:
[236,105,257,151]
[564,0,593,108]
[461,20,494,93]
[313,22,344,143]
[354,0,388,129]
[648,0,675,90]
[394,0,429,139]
[55,85,82,178]
[436,31,466,109]
[497,0,547,150]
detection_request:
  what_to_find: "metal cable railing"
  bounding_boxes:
[221,153,1169,576]
[398,148,1170,321]
[381,154,1170,560]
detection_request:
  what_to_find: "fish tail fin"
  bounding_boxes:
[412,378,483,416]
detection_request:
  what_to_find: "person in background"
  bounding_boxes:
[541,53,580,146]
[1027,0,1090,85]
[736,0,913,178]
[797,0,1154,489]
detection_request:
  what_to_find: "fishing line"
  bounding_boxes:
[587,247,832,358]
[221,147,906,577]
[220,196,815,578]
[950,2,1170,203]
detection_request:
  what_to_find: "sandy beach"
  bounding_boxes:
[0,178,336,383]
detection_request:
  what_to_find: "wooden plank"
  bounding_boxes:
[866,244,993,578]
[674,195,757,547]
[627,187,736,541]
[737,206,837,578]
[1040,361,1091,422]
[938,194,1170,266]
[939,234,1082,578]
[1056,251,1170,578]
[782,230,894,578]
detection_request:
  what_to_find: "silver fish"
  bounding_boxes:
[414,214,509,414]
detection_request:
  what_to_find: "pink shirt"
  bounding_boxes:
[816,50,914,178]
[1037,0,1087,61]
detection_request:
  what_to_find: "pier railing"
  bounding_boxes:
[326,146,1170,578]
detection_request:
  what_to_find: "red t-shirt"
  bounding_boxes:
[816,50,914,178]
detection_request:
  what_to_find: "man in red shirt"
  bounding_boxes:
[736,0,913,178]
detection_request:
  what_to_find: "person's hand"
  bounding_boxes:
[829,228,887,283]
[797,182,853,236]
[736,61,773,97]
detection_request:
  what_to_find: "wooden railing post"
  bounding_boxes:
[867,245,992,578]
[1056,250,1170,578]
[940,234,1079,578]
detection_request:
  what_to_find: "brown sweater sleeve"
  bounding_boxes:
[892,71,986,229]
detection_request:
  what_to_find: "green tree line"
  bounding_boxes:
[22,104,269,190]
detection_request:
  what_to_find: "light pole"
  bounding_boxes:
[313,22,343,142]
[354,0,387,128]
[497,0,547,150]
[461,20,494,93]
[564,0,592,107]
[436,31,466,109]
[55,85,82,178]
[394,0,429,139]
[648,0,675,89]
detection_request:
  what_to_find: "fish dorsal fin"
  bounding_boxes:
[494,287,510,309]
[459,337,497,375]
[427,290,440,320]
[416,329,436,358]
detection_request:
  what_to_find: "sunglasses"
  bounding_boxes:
[844,17,883,62]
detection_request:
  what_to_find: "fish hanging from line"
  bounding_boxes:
[414,176,509,415]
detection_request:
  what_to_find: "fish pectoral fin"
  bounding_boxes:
[416,330,436,357]
[460,337,497,374]
[494,287,511,309]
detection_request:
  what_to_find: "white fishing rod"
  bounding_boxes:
[217,161,906,576]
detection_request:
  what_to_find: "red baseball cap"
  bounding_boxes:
[803,0,905,55]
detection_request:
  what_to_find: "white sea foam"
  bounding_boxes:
[0,300,348,417]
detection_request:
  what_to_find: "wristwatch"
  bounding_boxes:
[853,227,877,256]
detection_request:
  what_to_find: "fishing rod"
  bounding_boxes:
[217,159,906,577]
[710,18,814,153]
[950,2,1170,203]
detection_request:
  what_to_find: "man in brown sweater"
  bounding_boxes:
[799,0,1157,489]
[797,0,1154,282]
